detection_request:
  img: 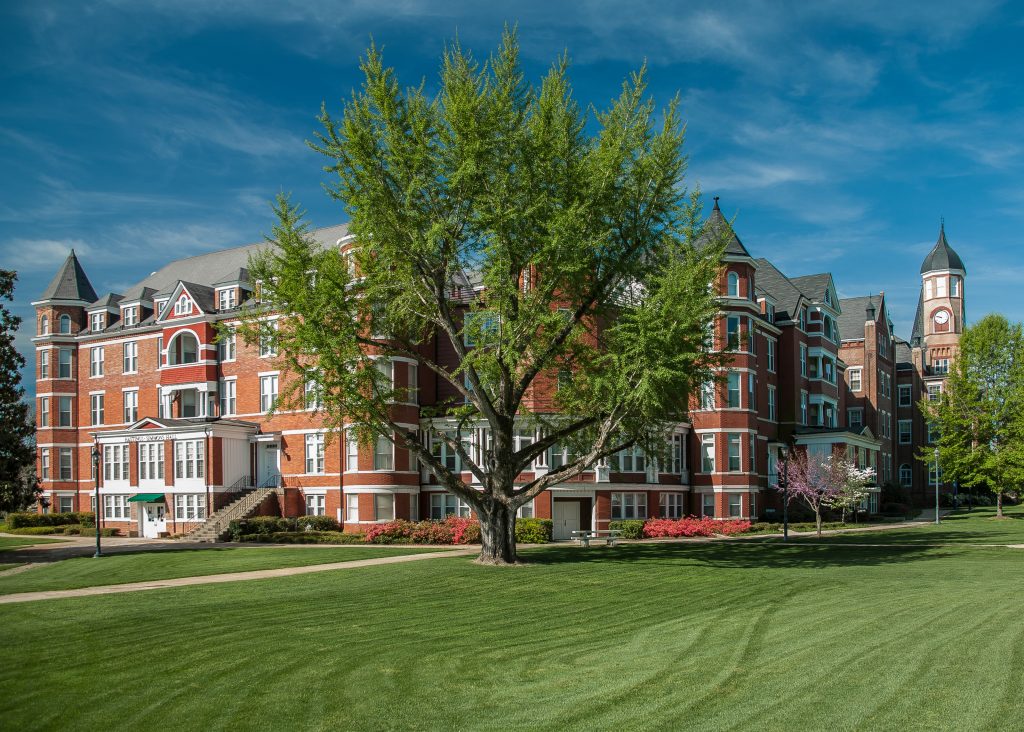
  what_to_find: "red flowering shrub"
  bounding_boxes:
[364,517,483,545]
[642,516,752,538]
[364,520,417,544]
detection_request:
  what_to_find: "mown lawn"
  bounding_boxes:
[0,545,452,595]
[0,535,63,549]
[1,510,1023,731]
[807,504,1024,545]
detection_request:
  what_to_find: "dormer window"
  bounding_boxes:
[174,295,191,316]
[90,313,104,332]
[799,307,808,331]
[727,272,740,297]
[123,307,138,326]
[40,315,49,335]
[824,289,833,307]
[59,314,71,334]
[218,288,236,310]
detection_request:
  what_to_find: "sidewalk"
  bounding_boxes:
[0,547,476,605]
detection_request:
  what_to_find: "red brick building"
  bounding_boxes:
[32,205,958,537]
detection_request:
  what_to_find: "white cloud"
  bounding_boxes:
[0,238,90,272]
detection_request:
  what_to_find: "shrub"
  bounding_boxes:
[515,518,552,544]
[238,531,366,544]
[295,515,342,532]
[6,512,95,529]
[8,525,68,535]
[641,516,752,538]
[609,520,645,539]
[228,516,295,540]
[365,517,485,545]
[880,502,911,517]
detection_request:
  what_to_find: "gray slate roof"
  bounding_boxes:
[837,295,883,342]
[789,273,832,305]
[695,198,752,258]
[753,258,804,320]
[910,290,925,344]
[88,293,124,309]
[39,250,98,302]
[894,337,914,368]
[921,224,965,273]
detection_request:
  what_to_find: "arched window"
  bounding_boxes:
[59,314,71,334]
[727,272,740,297]
[899,464,912,487]
[40,315,49,335]
[167,332,200,365]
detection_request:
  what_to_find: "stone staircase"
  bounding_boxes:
[186,483,279,543]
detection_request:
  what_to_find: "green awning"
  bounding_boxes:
[128,493,165,503]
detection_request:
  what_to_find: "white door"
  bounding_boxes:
[552,500,580,541]
[142,503,167,538]
[258,445,280,486]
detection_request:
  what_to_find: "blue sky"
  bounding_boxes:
[3,1,1023,393]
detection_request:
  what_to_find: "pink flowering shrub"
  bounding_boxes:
[364,517,483,545]
[642,516,752,538]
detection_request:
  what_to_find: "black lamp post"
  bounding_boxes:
[780,453,789,542]
[91,445,102,558]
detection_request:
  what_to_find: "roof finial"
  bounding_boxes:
[713,195,720,211]
[940,215,944,233]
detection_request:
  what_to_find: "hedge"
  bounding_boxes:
[643,517,751,538]
[6,524,116,536]
[609,520,645,539]
[238,531,366,544]
[515,518,552,544]
[6,512,95,529]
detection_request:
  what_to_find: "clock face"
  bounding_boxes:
[934,310,950,325]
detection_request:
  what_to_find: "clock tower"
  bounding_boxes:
[914,221,966,366]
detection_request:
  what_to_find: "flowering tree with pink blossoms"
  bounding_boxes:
[778,450,875,536]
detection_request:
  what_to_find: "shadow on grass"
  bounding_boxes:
[520,539,956,570]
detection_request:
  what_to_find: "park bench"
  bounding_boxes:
[571,529,622,547]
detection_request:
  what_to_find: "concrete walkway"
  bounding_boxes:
[0,547,477,605]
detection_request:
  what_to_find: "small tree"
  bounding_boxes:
[0,270,37,514]
[236,32,727,564]
[778,451,872,536]
[921,314,1024,518]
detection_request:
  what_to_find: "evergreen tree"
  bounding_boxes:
[237,31,727,564]
[922,314,1024,517]
[0,270,38,513]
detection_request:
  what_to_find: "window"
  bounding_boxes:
[702,493,715,518]
[212,332,234,364]
[767,386,777,422]
[90,312,104,332]
[767,339,776,372]
[123,391,139,423]
[103,444,129,481]
[174,294,191,316]
[258,321,278,357]
[305,433,325,474]
[346,494,359,522]
[407,363,419,404]
[139,443,164,481]
[799,344,807,377]
[666,434,683,474]
[899,464,912,487]
[304,378,322,410]
[89,395,103,423]
[748,318,756,354]
[40,315,49,335]
[58,447,73,480]
[848,368,862,392]
[765,302,775,322]
[39,397,50,427]
[898,384,912,407]
[346,431,360,471]
[103,495,130,520]
[374,436,394,471]
[809,355,820,379]
[59,314,71,334]
[726,316,740,349]
[611,492,648,520]
[517,500,535,519]
[660,492,685,519]
[726,272,740,297]
[122,306,137,326]
[58,348,72,378]
[727,433,742,472]
[728,494,742,518]
[305,494,325,516]
[40,350,49,379]
[932,358,949,375]
[219,379,236,416]
[123,341,137,373]
[701,434,716,473]
[174,440,205,479]
[157,337,163,368]
[898,420,912,444]
[925,279,933,299]
[260,375,279,412]
[40,448,50,479]
[800,392,808,425]
[799,307,807,331]
[374,493,395,521]
[848,409,863,430]
[89,346,104,377]
[927,384,941,402]
[549,443,572,470]
[748,373,756,410]
[431,493,471,519]
[928,423,940,444]
[218,288,236,310]
[175,494,207,520]
[168,332,199,365]
[700,381,715,410]
[749,434,756,472]
[617,446,646,473]
[727,372,741,408]
[951,277,960,297]
[58,396,73,426]
[937,277,946,297]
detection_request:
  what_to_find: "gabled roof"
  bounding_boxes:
[790,273,833,305]
[753,258,805,320]
[88,293,124,310]
[837,294,883,342]
[158,281,217,320]
[695,197,752,258]
[921,222,965,273]
[120,285,157,304]
[39,249,98,302]
[213,267,251,287]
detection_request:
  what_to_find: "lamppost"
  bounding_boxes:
[933,446,940,526]
[779,450,790,542]
[91,445,102,558]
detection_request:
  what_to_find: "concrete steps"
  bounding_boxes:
[185,486,279,543]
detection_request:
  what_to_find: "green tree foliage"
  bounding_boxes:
[237,31,727,563]
[0,270,38,513]
[922,314,1024,517]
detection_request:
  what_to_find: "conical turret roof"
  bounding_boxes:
[920,222,965,274]
[39,249,98,302]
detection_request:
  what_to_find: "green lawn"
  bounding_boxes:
[1,510,1023,730]
[806,504,1024,545]
[0,563,24,572]
[0,535,63,549]
[0,546,450,595]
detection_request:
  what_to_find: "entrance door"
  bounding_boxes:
[142,503,167,538]
[258,444,281,487]
[552,500,581,541]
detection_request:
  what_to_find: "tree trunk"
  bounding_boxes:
[815,506,823,537]
[477,502,518,565]
[996,490,1003,518]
